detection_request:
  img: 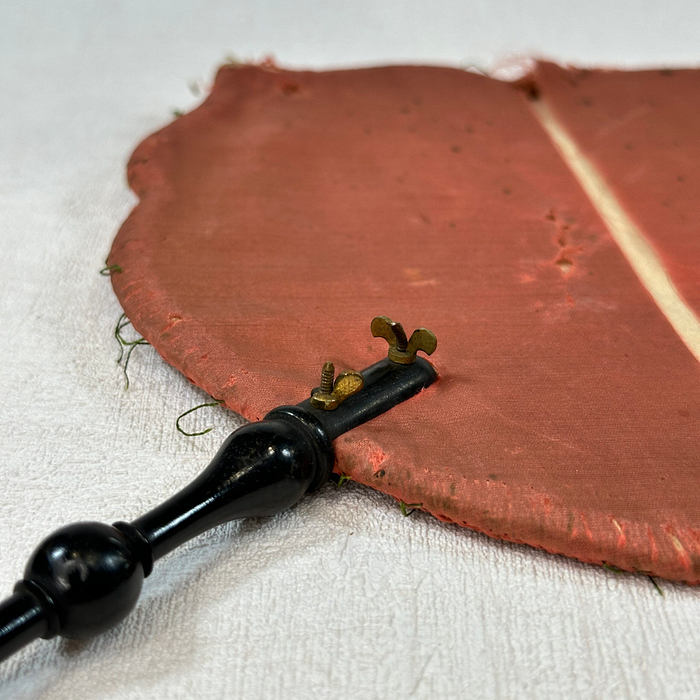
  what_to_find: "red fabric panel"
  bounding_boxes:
[533,62,700,315]
[110,65,700,582]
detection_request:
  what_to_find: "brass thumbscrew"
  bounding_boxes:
[371,315,437,364]
[310,362,364,410]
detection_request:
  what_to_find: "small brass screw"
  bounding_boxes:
[319,361,335,394]
[371,316,437,364]
[310,362,364,411]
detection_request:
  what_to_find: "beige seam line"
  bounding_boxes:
[530,98,700,364]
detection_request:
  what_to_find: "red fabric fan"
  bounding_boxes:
[109,63,700,583]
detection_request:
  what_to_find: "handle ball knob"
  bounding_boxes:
[18,522,145,640]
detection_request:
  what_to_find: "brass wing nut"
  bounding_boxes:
[310,361,364,410]
[371,316,437,364]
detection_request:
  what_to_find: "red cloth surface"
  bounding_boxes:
[110,64,700,582]
[533,62,700,315]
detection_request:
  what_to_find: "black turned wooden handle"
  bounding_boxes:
[0,357,436,663]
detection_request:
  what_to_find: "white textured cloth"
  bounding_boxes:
[1,2,700,698]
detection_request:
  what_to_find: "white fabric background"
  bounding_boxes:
[1,2,699,698]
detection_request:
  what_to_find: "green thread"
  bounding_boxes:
[602,563,623,574]
[114,312,130,363]
[603,563,665,596]
[176,399,225,436]
[114,313,150,389]
[335,474,352,488]
[400,501,422,517]
[121,339,149,390]
[172,109,184,118]
[648,576,664,597]
[115,312,146,361]
[100,263,122,276]
[115,313,148,349]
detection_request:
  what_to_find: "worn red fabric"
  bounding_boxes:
[533,62,700,315]
[110,64,700,582]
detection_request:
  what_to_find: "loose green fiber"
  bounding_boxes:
[113,312,150,389]
[602,563,624,574]
[121,339,149,390]
[99,263,122,276]
[603,563,665,596]
[176,399,225,437]
[400,501,422,517]
[648,576,664,597]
